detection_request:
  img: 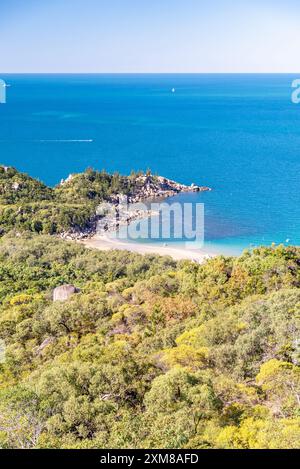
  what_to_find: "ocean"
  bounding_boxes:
[1,73,300,254]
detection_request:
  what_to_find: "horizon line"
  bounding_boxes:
[1,71,300,75]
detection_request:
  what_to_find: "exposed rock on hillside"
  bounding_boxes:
[53,284,79,302]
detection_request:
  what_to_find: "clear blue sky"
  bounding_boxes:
[0,0,299,72]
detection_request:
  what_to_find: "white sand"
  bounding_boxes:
[80,234,215,263]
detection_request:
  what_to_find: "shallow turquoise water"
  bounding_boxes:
[1,74,300,254]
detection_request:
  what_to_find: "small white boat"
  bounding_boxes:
[171,88,175,93]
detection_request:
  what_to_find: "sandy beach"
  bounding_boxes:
[80,234,215,263]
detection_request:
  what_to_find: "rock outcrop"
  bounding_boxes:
[109,175,211,204]
[53,284,79,302]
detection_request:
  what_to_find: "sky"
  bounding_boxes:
[0,0,300,73]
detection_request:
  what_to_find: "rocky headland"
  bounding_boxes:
[0,165,211,241]
[60,174,211,240]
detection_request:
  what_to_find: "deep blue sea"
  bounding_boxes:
[1,74,300,254]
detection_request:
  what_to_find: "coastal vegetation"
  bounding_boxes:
[0,166,141,237]
[0,165,299,449]
[0,166,208,238]
[0,232,299,449]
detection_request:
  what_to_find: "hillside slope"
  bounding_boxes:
[0,234,299,449]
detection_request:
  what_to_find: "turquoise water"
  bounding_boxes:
[1,74,300,254]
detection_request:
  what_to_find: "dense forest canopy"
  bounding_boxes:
[0,233,299,449]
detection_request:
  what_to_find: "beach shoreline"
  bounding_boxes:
[80,234,216,263]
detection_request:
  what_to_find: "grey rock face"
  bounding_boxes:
[53,284,78,302]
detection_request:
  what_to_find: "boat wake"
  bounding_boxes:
[37,139,94,143]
